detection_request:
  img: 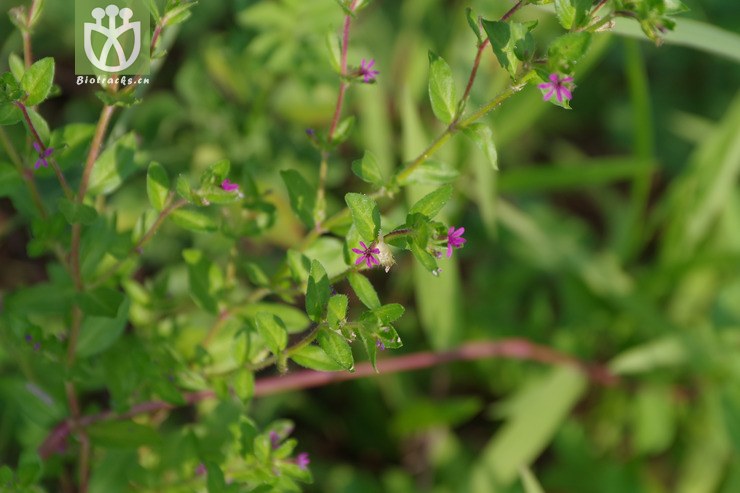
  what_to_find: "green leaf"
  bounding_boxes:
[76,297,131,358]
[95,90,141,108]
[0,72,23,103]
[239,304,310,334]
[470,368,587,489]
[348,272,380,309]
[171,209,217,232]
[332,115,355,145]
[554,0,590,30]
[463,123,499,170]
[391,397,482,437]
[199,159,230,187]
[87,132,139,196]
[203,462,226,492]
[318,328,354,371]
[77,287,125,318]
[481,20,530,77]
[351,151,384,186]
[281,169,316,229]
[410,240,439,274]
[57,198,98,225]
[87,421,160,449]
[176,174,194,202]
[305,260,330,323]
[408,184,453,219]
[163,2,197,26]
[427,51,457,124]
[255,312,288,354]
[291,345,344,372]
[327,294,348,329]
[21,57,54,106]
[372,304,405,325]
[547,32,592,73]
[0,103,21,125]
[8,53,24,81]
[146,162,170,211]
[520,467,546,493]
[345,192,381,243]
[183,249,219,314]
[325,31,341,73]
[466,7,483,43]
[232,368,255,403]
[402,159,459,186]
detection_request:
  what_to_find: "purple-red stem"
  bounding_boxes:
[327,0,358,139]
[39,338,617,460]
[14,102,74,199]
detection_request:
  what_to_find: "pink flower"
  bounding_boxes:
[220,179,239,192]
[538,73,574,104]
[295,452,310,470]
[446,226,466,258]
[351,241,381,268]
[358,59,379,83]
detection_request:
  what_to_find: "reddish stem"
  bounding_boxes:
[327,0,358,139]
[38,338,617,460]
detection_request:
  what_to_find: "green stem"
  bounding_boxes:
[396,73,533,184]
[89,197,187,288]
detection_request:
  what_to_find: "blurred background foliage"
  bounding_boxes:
[1,0,740,492]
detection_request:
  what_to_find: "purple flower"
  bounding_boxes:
[269,431,280,449]
[351,241,381,268]
[33,141,54,169]
[220,179,239,192]
[358,59,379,83]
[537,73,574,104]
[305,128,315,137]
[295,452,310,470]
[195,463,207,476]
[376,339,386,351]
[446,226,466,258]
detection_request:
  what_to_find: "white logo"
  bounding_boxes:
[84,4,141,72]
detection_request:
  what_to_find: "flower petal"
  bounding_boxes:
[355,256,366,266]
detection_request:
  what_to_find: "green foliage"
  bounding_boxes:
[427,51,458,124]
[0,0,731,491]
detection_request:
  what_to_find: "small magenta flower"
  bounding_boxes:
[446,226,466,258]
[269,431,280,449]
[295,452,310,470]
[220,179,239,192]
[33,141,54,169]
[537,74,573,103]
[352,241,381,268]
[376,339,386,351]
[195,463,207,476]
[358,59,379,83]
[538,73,574,104]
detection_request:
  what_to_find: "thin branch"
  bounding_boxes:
[88,197,187,288]
[14,102,74,200]
[0,127,47,217]
[327,0,358,139]
[39,338,617,459]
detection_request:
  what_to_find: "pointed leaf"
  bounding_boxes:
[345,193,381,243]
[408,184,453,219]
[21,57,54,106]
[281,169,316,229]
[318,328,354,371]
[146,162,170,211]
[428,51,457,124]
[255,312,288,354]
[348,272,380,309]
[351,151,384,186]
[305,260,330,322]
